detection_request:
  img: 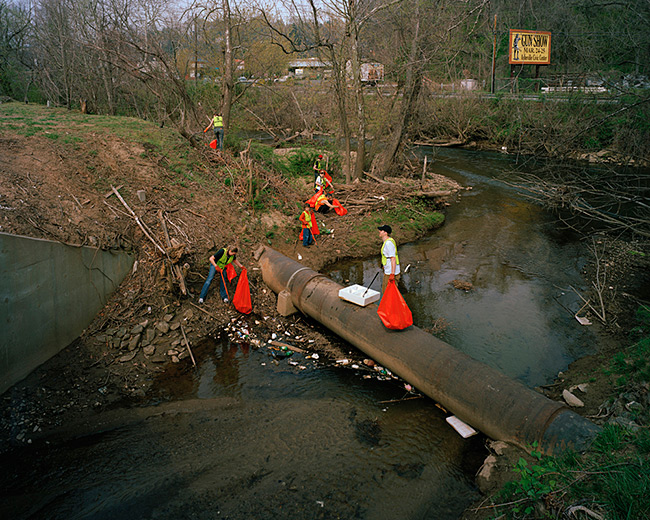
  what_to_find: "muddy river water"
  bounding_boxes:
[2,148,608,520]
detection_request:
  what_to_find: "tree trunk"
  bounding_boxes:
[373,6,423,177]
[349,21,366,181]
[221,0,234,133]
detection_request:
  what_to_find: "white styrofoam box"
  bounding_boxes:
[338,284,380,307]
[446,416,478,438]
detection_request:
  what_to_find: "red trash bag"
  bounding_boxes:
[225,263,237,282]
[332,198,348,216]
[377,280,413,330]
[233,268,252,314]
[306,188,323,208]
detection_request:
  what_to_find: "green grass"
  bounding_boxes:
[0,102,203,190]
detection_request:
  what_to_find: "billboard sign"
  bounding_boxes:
[509,29,551,65]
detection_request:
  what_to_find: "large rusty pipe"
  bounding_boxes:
[257,246,599,454]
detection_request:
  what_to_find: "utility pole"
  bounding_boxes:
[491,14,497,94]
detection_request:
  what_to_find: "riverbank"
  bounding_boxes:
[0,103,462,450]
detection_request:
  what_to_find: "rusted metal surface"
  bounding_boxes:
[256,245,600,453]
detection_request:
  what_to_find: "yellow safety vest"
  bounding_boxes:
[314,193,328,210]
[300,210,312,228]
[213,115,223,128]
[381,238,399,267]
[215,248,234,269]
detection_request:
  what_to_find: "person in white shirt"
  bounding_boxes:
[378,224,401,293]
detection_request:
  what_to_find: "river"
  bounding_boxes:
[0,147,607,520]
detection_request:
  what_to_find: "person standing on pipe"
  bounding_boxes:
[198,246,244,303]
[378,224,401,293]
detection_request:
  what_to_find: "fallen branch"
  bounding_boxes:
[189,302,222,321]
[180,323,196,367]
[183,208,206,219]
[110,186,167,256]
[269,340,307,353]
[363,170,391,184]
[158,209,187,295]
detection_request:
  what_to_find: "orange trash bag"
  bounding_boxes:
[225,263,237,282]
[208,139,218,149]
[306,188,323,208]
[377,280,413,330]
[332,198,348,216]
[233,268,252,314]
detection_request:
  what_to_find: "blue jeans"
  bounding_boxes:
[302,228,313,246]
[199,265,230,300]
[214,127,224,150]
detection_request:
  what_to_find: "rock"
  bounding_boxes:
[119,351,137,363]
[131,324,144,335]
[476,455,498,493]
[170,322,180,331]
[164,313,174,322]
[171,355,180,363]
[150,354,166,363]
[128,334,141,351]
[563,389,585,407]
[146,329,156,343]
[167,349,179,356]
[183,309,193,320]
[156,321,170,334]
[143,345,156,356]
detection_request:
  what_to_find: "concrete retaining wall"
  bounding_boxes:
[0,233,134,395]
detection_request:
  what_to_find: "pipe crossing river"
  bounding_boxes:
[255,245,600,454]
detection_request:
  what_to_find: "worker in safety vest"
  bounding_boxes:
[314,192,336,214]
[299,203,316,247]
[314,170,334,194]
[378,224,400,293]
[198,245,243,303]
[204,112,224,150]
[313,154,325,182]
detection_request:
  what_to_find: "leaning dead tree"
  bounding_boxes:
[508,163,650,239]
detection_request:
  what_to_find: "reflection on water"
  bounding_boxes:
[0,334,485,520]
[328,148,601,387]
